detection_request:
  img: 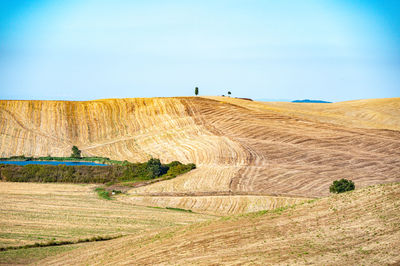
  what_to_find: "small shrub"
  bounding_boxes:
[329,179,355,194]
[95,188,111,200]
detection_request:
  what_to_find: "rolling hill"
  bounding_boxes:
[1,96,399,214]
[38,182,400,265]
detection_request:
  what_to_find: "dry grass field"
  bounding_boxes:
[0,97,399,264]
[119,194,307,216]
[38,183,400,265]
[1,97,399,214]
[0,182,213,264]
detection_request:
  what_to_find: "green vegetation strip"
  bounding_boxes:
[0,245,77,265]
[0,235,123,252]
[165,207,193,213]
[0,155,125,165]
[0,158,196,184]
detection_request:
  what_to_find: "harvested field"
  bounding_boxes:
[0,182,213,250]
[119,194,306,216]
[39,183,400,265]
[1,97,399,213]
[1,97,399,265]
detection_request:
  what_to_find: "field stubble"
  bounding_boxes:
[0,182,214,264]
[1,97,399,213]
[39,183,400,265]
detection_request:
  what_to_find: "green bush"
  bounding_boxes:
[120,158,169,181]
[329,179,355,194]
[164,163,196,179]
[71,146,81,158]
[95,188,111,200]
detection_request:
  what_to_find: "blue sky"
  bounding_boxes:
[0,0,399,101]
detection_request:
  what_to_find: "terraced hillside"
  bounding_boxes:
[1,97,399,213]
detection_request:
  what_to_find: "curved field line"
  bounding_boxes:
[1,97,400,213]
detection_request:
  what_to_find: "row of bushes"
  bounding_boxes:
[0,155,126,165]
[0,158,196,184]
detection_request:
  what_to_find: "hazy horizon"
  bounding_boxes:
[1,0,399,102]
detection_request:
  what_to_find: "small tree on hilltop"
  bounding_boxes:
[228,91,231,97]
[195,87,199,96]
[329,179,355,194]
[71,146,81,158]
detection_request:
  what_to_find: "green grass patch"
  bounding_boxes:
[0,235,122,252]
[95,188,111,200]
[0,245,78,265]
[146,206,164,210]
[166,207,193,213]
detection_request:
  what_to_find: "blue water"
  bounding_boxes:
[0,161,107,166]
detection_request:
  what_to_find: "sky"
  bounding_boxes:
[0,0,399,102]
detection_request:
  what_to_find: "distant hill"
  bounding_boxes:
[292,99,332,103]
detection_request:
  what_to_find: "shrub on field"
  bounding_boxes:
[165,162,196,179]
[329,179,355,194]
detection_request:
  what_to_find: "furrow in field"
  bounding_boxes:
[119,194,306,215]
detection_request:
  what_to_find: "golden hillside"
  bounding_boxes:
[1,97,399,213]
[39,183,400,265]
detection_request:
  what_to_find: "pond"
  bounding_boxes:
[0,161,107,166]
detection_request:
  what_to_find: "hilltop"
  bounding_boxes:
[1,96,399,214]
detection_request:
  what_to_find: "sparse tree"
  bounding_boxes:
[228,91,231,97]
[195,87,199,96]
[71,145,81,158]
[329,179,355,194]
